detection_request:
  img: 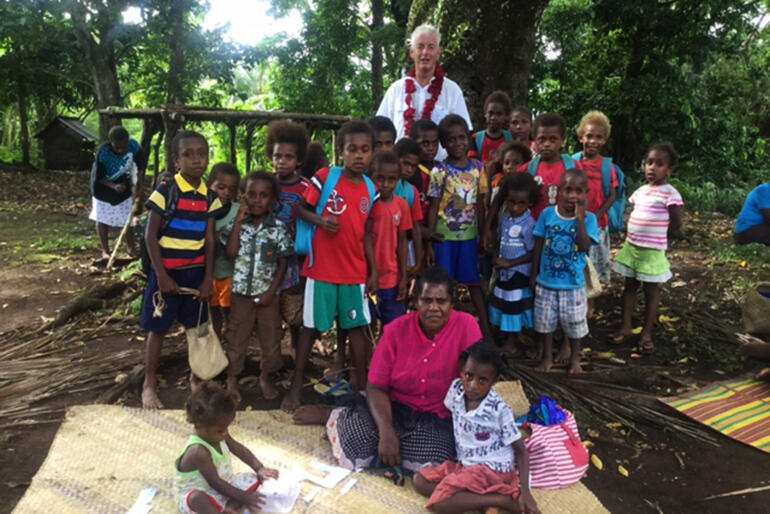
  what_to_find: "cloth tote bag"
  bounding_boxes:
[187,302,228,380]
[523,410,589,489]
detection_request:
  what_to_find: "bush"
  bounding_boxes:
[668,179,749,217]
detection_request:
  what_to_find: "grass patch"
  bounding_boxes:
[33,235,96,252]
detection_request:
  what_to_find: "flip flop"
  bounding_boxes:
[313,376,352,397]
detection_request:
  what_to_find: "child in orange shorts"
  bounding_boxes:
[209,163,241,339]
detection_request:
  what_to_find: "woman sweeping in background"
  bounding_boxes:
[89,126,147,260]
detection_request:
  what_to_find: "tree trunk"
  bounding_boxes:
[408,0,550,127]
[371,0,385,106]
[166,0,185,105]
[69,7,123,141]
[16,78,30,167]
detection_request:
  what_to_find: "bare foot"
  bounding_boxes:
[568,354,583,374]
[260,374,279,400]
[525,345,542,360]
[281,386,302,412]
[640,338,655,354]
[226,377,242,404]
[500,336,519,356]
[756,368,770,381]
[141,386,164,409]
[612,329,632,344]
[190,373,202,393]
[587,299,595,319]
[293,405,333,425]
[555,342,571,365]
[535,358,553,373]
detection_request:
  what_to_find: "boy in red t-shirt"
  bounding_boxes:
[367,151,412,326]
[266,121,310,350]
[574,111,618,287]
[469,90,513,165]
[518,113,581,220]
[281,121,378,412]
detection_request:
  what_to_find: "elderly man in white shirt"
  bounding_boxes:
[376,24,472,160]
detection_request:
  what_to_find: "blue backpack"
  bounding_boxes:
[572,152,626,233]
[394,179,415,208]
[526,154,579,176]
[294,167,377,268]
[474,130,513,159]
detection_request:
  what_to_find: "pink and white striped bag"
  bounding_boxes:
[523,410,589,489]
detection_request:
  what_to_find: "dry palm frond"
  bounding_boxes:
[503,362,718,445]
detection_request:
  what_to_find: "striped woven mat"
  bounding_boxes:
[659,376,770,453]
[14,381,608,513]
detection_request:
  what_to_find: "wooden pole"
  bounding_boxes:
[245,121,258,172]
[152,125,165,188]
[106,197,140,270]
[228,123,237,164]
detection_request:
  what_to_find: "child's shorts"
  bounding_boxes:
[177,473,259,514]
[613,242,672,283]
[433,238,480,285]
[140,267,206,334]
[588,226,611,283]
[533,285,588,339]
[417,461,520,509]
[303,278,370,332]
[369,286,406,326]
[210,277,233,308]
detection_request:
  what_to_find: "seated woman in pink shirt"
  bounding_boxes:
[293,267,483,471]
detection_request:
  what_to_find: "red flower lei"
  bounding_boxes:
[403,66,444,136]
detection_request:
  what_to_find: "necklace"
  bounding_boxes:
[403,66,444,136]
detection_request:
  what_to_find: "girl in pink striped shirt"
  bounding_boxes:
[612,143,683,353]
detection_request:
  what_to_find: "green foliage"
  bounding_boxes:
[669,179,749,217]
[532,0,770,215]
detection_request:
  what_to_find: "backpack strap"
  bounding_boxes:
[527,156,541,176]
[396,179,415,208]
[474,130,487,158]
[161,180,180,233]
[600,156,613,199]
[316,166,343,216]
[560,153,577,170]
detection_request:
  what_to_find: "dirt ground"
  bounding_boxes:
[1,168,769,513]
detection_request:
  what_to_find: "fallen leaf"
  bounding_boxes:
[671,280,687,288]
[618,465,629,477]
[587,429,600,438]
[74,340,85,347]
[630,353,642,359]
[581,347,592,354]
[631,326,643,335]
[739,260,747,268]
[593,352,615,360]
[609,358,627,365]
[714,370,725,375]
[606,422,623,429]
[245,405,253,412]
[591,454,603,470]
[135,336,145,341]
[583,440,594,448]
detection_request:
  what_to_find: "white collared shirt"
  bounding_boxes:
[377,75,472,161]
[444,378,521,473]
